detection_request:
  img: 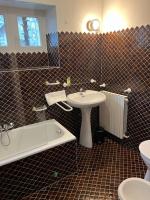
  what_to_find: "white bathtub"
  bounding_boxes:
[0,119,76,167]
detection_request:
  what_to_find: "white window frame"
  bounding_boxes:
[17,15,42,48]
[0,6,47,54]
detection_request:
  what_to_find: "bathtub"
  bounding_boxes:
[0,119,76,167]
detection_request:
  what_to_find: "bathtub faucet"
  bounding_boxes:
[0,122,14,131]
[0,123,13,146]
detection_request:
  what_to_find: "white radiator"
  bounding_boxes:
[99,91,128,139]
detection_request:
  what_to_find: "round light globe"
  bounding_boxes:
[92,19,100,31]
[87,19,100,31]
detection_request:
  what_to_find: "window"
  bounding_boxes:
[0,15,8,47]
[17,16,41,47]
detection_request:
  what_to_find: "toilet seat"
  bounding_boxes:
[139,140,150,181]
[118,178,150,200]
[139,140,150,160]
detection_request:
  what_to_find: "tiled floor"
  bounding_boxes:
[23,139,146,200]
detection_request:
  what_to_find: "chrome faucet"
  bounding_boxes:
[80,88,86,96]
[3,122,14,131]
[0,122,14,131]
[0,123,14,146]
[80,88,86,93]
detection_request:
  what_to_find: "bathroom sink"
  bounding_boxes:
[67,90,106,148]
[67,90,106,108]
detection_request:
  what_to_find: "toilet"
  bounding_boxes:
[118,178,150,200]
[139,140,150,181]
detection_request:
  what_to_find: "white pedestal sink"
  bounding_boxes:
[67,90,106,148]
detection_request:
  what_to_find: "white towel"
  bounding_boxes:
[45,90,67,106]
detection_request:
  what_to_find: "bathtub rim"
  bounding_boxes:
[0,119,76,167]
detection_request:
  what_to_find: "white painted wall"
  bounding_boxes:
[19,0,102,33]
[46,6,57,33]
[19,0,150,33]
[1,0,150,44]
[101,0,150,33]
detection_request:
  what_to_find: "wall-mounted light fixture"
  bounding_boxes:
[87,19,100,32]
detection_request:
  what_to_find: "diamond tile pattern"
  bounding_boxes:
[46,33,60,66]
[0,28,149,148]
[0,26,149,200]
[0,52,50,70]
[22,139,146,200]
[59,32,101,84]
[0,32,101,138]
[0,140,77,200]
[0,33,61,70]
[101,25,150,148]
[0,53,12,70]
[16,52,49,69]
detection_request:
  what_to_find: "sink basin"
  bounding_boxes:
[67,90,106,108]
[67,90,106,148]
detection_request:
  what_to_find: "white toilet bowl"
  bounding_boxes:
[118,178,150,200]
[139,140,150,181]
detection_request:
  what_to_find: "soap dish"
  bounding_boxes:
[32,105,47,112]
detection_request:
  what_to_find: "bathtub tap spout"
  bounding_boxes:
[0,123,13,146]
[0,122,14,131]
[3,122,14,131]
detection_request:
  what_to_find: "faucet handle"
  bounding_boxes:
[10,123,14,128]
[3,123,14,130]
[80,88,83,92]
[0,124,3,130]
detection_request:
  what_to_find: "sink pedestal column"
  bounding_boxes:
[145,168,150,181]
[80,107,92,148]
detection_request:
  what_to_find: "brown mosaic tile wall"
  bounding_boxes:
[0,140,77,200]
[0,26,149,200]
[0,52,49,70]
[0,33,60,70]
[0,27,149,148]
[101,25,150,148]
[0,32,101,138]
[46,33,60,66]
[0,32,100,200]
